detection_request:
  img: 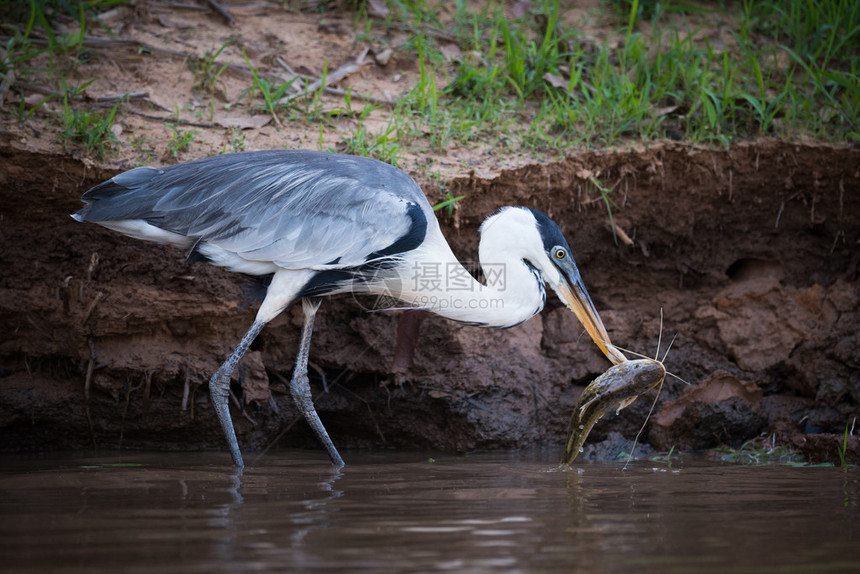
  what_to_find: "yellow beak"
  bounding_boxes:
[555,275,627,365]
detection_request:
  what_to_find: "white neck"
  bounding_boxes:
[393,225,546,328]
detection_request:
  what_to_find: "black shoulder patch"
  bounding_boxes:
[367,202,428,260]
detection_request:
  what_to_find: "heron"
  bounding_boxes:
[72,150,624,468]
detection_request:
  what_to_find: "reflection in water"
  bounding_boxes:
[206,468,245,564]
[0,450,858,573]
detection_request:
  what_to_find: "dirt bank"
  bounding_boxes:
[1,140,858,464]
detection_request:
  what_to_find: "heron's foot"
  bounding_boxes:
[209,369,245,468]
[290,372,345,467]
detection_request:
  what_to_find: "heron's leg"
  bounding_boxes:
[209,319,267,468]
[290,298,345,467]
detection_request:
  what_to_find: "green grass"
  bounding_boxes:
[241,49,298,127]
[588,176,619,245]
[334,119,401,165]
[650,445,676,467]
[2,0,858,164]
[61,101,118,157]
[165,123,198,158]
[365,0,860,150]
[190,41,233,96]
[837,420,855,468]
[221,127,247,154]
[431,191,465,217]
[709,437,825,467]
[59,79,118,157]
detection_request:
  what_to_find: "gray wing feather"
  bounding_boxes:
[76,151,432,269]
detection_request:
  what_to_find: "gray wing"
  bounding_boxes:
[75,151,432,270]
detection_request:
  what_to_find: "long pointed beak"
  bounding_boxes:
[553,261,627,365]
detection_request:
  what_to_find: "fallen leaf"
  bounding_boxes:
[24,93,46,107]
[438,43,462,62]
[367,0,389,18]
[653,105,679,117]
[373,47,393,66]
[511,0,532,18]
[543,72,568,90]
[216,115,272,130]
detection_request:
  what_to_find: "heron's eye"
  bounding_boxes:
[555,248,566,259]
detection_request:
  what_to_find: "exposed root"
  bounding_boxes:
[84,336,97,449]
[81,292,104,325]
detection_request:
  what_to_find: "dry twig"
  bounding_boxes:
[205,0,234,24]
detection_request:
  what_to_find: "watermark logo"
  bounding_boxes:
[349,268,404,313]
[412,262,507,293]
[349,261,507,313]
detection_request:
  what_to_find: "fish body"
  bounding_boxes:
[561,358,666,464]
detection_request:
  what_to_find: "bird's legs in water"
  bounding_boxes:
[207,299,344,468]
[209,319,267,468]
[291,298,345,468]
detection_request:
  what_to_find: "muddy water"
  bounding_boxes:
[1,450,858,573]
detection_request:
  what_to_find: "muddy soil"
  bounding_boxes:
[1,3,858,464]
[2,140,858,464]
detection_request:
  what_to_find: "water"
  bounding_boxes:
[1,450,858,573]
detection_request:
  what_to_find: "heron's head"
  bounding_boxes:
[480,207,626,365]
